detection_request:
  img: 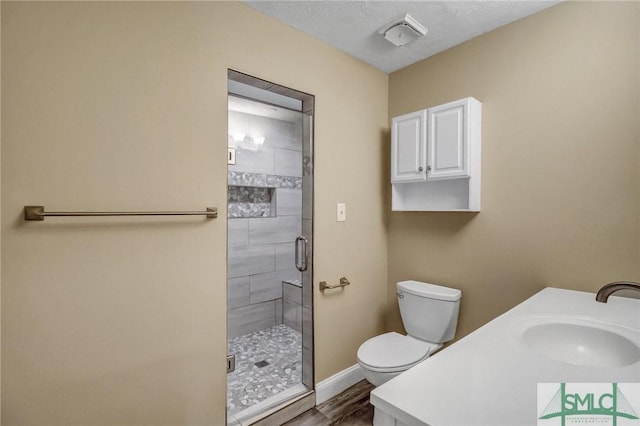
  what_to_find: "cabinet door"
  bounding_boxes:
[391,110,427,183]
[427,99,470,180]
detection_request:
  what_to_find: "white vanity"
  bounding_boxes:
[370,287,640,425]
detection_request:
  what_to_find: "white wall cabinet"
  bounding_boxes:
[391,97,481,211]
[391,110,426,183]
[427,99,470,180]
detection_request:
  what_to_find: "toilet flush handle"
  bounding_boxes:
[396,290,404,299]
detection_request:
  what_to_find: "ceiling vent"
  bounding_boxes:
[380,14,428,47]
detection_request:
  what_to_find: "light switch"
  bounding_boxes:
[337,203,346,222]
[228,148,236,165]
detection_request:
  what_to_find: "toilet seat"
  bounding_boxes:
[357,332,436,372]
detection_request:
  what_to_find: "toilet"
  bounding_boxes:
[357,280,461,386]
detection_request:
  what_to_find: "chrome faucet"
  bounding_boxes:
[595,281,640,303]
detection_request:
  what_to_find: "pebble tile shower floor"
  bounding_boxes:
[227,324,302,417]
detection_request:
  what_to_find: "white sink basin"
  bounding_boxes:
[514,317,640,367]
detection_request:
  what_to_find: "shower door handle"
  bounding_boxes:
[295,236,308,272]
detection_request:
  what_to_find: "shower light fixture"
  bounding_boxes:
[380,14,428,47]
[229,132,266,149]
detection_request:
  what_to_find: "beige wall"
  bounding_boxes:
[387,2,640,338]
[1,2,388,424]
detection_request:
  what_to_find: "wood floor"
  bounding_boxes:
[283,380,375,426]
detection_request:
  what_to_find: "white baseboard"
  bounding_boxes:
[315,364,365,405]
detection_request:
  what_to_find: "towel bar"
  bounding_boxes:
[24,205,218,221]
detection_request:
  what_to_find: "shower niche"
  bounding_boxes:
[228,185,276,218]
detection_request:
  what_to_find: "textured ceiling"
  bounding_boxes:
[244,1,562,73]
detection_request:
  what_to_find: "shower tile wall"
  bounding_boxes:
[228,110,302,338]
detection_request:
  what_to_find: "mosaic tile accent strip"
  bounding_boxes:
[276,175,303,189]
[227,324,302,417]
[266,174,278,187]
[228,202,271,218]
[229,171,302,189]
[229,171,267,187]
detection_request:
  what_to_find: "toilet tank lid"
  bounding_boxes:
[398,280,461,301]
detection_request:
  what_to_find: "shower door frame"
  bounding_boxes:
[226,69,315,424]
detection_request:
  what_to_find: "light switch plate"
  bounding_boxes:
[337,203,346,222]
[228,148,236,165]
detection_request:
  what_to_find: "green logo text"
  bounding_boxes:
[539,383,639,426]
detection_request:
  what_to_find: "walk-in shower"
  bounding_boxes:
[226,71,314,424]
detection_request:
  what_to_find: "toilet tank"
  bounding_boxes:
[397,280,461,343]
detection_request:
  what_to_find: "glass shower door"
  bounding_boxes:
[226,71,314,425]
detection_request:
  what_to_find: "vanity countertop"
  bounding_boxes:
[370,287,640,426]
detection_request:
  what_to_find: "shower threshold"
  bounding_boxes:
[228,383,309,425]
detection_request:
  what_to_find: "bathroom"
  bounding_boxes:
[1,1,639,425]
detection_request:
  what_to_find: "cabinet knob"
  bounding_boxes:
[426,165,432,171]
[418,166,424,172]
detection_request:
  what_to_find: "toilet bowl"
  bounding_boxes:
[357,280,461,386]
[357,331,440,386]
